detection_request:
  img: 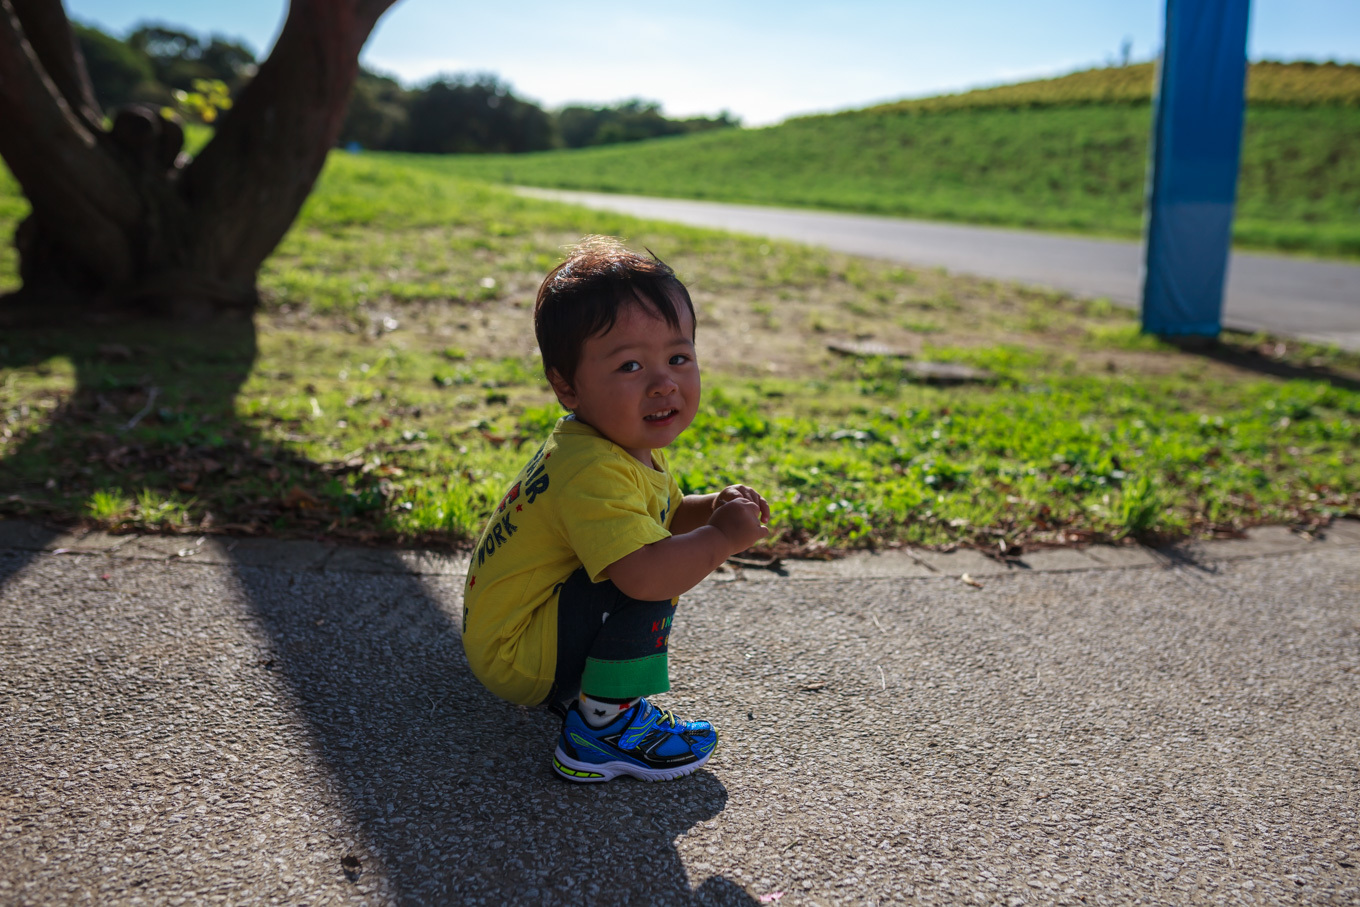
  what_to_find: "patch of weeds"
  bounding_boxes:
[135,488,193,528]
[898,317,943,334]
[86,489,132,523]
[842,297,880,317]
[886,267,916,286]
[1113,474,1163,537]
[1081,296,1118,318]
[804,311,832,333]
[394,480,488,537]
[1084,323,1175,352]
[913,291,959,311]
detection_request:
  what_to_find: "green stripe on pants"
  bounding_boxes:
[581,653,670,699]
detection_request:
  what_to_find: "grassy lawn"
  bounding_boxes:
[2,153,1358,555]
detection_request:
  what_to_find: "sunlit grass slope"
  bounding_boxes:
[429,62,1360,259]
[873,60,1360,113]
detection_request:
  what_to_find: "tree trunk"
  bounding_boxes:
[0,0,399,322]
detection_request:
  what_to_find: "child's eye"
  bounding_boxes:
[619,361,641,373]
[669,354,690,366]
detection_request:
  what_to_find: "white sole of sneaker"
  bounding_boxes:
[552,746,713,783]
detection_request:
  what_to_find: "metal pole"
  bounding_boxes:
[1141,0,1252,339]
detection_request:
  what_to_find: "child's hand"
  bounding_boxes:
[709,498,769,553]
[713,484,771,524]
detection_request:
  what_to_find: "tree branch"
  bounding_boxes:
[183,0,400,287]
[355,0,401,30]
[9,0,101,131]
[0,0,139,287]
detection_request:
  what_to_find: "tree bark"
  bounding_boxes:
[9,0,101,131]
[181,0,396,308]
[0,0,399,320]
[0,0,140,296]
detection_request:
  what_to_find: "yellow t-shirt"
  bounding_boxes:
[461,417,681,705]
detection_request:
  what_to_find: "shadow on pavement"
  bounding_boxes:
[0,523,59,593]
[0,525,750,902]
[229,550,752,904]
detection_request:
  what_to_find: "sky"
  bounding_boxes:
[65,0,1360,126]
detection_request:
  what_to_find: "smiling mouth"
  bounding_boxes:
[644,409,678,422]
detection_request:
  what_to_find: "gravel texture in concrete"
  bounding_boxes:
[2,521,1358,905]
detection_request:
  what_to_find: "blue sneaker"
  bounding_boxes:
[552,698,718,783]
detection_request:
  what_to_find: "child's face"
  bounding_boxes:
[549,300,699,467]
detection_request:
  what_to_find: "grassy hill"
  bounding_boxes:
[873,59,1360,112]
[428,62,1360,259]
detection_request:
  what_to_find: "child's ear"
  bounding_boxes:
[547,368,579,409]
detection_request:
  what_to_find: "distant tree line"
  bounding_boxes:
[75,22,257,109]
[77,20,740,153]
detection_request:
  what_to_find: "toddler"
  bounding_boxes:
[462,236,770,782]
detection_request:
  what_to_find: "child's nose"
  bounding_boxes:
[650,370,679,395]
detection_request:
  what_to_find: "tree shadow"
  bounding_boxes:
[0,315,265,529]
[0,315,751,903]
[232,557,753,903]
[0,314,266,586]
[0,313,391,539]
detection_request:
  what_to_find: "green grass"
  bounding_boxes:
[3,320,1356,552]
[427,104,1360,259]
[2,152,1358,553]
[0,164,23,290]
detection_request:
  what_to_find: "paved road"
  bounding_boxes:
[3,519,1359,904]
[518,188,1360,352]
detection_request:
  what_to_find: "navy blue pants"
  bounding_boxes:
[546,567,677,710]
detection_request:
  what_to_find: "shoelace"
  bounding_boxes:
[650,706,681,730]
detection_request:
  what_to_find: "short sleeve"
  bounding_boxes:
[560,457,672,582]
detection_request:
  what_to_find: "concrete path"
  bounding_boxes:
[3,518,1359,905]
[517,188,1360,352]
